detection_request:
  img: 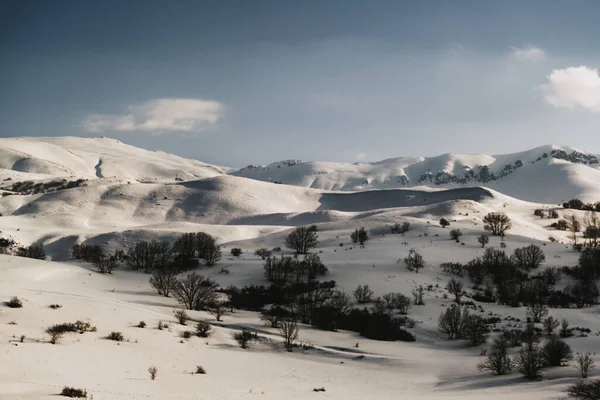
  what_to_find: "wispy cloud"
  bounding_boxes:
[510,45,546,62]
[83,98,224,134]
[539,66,600,112]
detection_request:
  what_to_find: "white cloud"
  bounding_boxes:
[510,45,546,62]
[539,66,600,112]
[83,98,224,134]
[355,153,368,161]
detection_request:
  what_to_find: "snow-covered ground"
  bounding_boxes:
[1,137,599,399]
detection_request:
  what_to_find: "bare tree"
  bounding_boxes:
[285,226,318,254]
[126,240,172,273]
[208,301,230,322]
[353,285,374,304]
[477,234,490,248]
[203,243,222,266]
[254,248,272,260]
[446,278,464,303]
[172,273,219,310]
[511,245,546,272]
[173,233,197,261]
[412,285,425,305]
[438,305,469,340]
[279,318,299,352]
[483,212,512,236]
[513,344,545,380]
[574,352,596,378]
[568,214,581,246]
[478,336,512,375]
[195,232,216,259]
[543,316,560,336]
[149,269,177,297]
[526,303,548,323]
[94,254,118,274]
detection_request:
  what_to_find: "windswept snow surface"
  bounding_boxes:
[1,137,599,399]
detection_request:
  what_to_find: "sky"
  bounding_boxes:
[2,1,600,167]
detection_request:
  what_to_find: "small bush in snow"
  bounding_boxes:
[195,321,213,337]
[6,296,23,308]
[60,386,88,398]
[195,365,207,374]
[107,331,124,341]
[230,248,243,257]
[174,309,189,325]
[148,366,158,380]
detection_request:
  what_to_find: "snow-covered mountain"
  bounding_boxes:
[232,145,600,204]
[0,136,230,182]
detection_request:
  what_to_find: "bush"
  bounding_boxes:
[107,331,124,341]
[195,321,213,337]
[463,315,488,347]
[440,218,450,228]
[49,304,62,309]
[208,301,230,322]
[440,262,464,277]
[6,296,23,308]
[483,212,512,236]
[513,345,545,380]
[148,366,158,380]
[381,293,412,314]
[285,226,318,254]
[353,285,374,304]
[450,229,462,241]
[233,329,255,349]
[566,379,600,400]
[478,336,512,375]
[137,321,146,328]
[230,248,243,257]
[404,249,424,272]
[60,386,88,398]
[93,254,118,274]
[174,309,189,325]
[183,330,192,339]
[541,336,573,366]
[195,365,207,374]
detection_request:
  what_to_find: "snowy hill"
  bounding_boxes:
[0,136,230,182]
[232,145,600,204]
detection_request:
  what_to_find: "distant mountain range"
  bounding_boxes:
[1,137,599,204]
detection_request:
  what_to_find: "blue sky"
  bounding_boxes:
[2,1,600,167]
